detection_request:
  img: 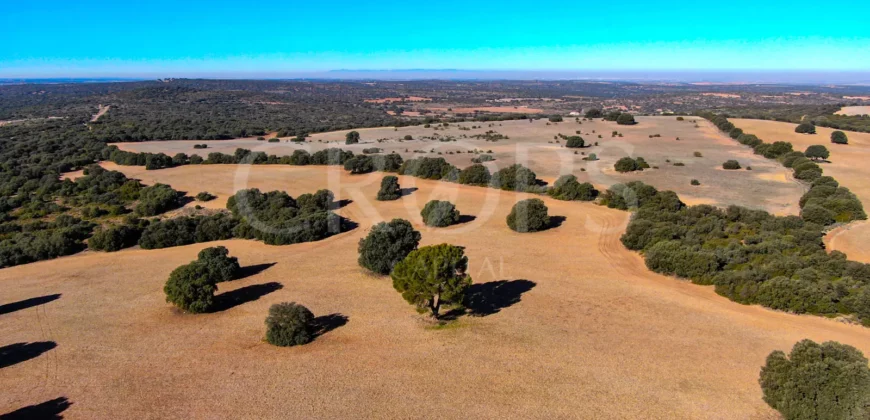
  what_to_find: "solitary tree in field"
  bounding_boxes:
[507,198,551,232]
[616,113,637,125]
[805,145,830,161]
[265,302,314,347]
[391,244,472,318]
[345,130,361,144]
[795,122,816,134]
[759,339,870,420]
[831,130,849,145]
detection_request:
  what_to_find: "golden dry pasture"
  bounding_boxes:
[4,164,870,419]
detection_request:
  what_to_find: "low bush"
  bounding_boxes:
[722,160,741,170]
[507,199,550,232]
[265,302,315,346]
[421,200,460,227]
[565,136,585,148]
[357,219,421,275]
[196,192,216,202]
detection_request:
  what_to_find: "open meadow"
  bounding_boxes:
[113,117,804,215]
[3,164,870,419]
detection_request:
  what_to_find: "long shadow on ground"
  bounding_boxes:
[311,313,349,340]
[0,294,61,316]
[0,397,71,420]
[400,187,418,197]
[211,282,283,312]
[331,199,353,210]
[548,216,567,229]
[0,342,57,369]
[236,263,276,280]
[442,279,537,320]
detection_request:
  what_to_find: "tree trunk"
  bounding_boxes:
[430,294,441,319]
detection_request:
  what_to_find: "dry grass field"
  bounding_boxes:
[836,106,870,116]
[113,117,804,215]
[731,119,870,262]
[3,164,870,419]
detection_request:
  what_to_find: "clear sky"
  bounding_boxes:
[2,0,869,78]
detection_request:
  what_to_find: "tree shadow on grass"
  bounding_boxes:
[236,262,276,280]
[400,187,418,197]
[0,342,57,369]
[311,313,349,339]
[0,397,71,420]
[331,199,353,210]
[441,279,537,320]
[456,215,477,225]
[548,215,567,229]
[0,294,61,316]
[211,282,283,312]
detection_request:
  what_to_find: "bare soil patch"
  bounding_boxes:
[836,106,870,116]
[3,165,870,418]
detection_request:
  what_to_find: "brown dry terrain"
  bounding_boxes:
[113,117,803,215]
[4,164,870,419]
[426,106,543,114]
[364,96,432,103]
[836,105,870,116]
[731,119,870,262]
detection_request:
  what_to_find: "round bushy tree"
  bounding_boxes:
[805,145,830,161]
[377,176,401,201]
[458,164,491,186]
[391,244,472,318]
[164,262,216,313]
[795,122,816,134]
[358,219,421,275]
[197,246,240,283]
[548,115,563,122]
[565,136,585,148]
[759,339,870,420]
[614,157,640,173]
[616,113,637,125]
[831,130,849,145]
[343,155,374,174]
[490,164,537,191]
[345,130,360,144]
[585,108,603,118]
[265,302,314,346]
[507,198,550,232]
[421,200,460,227]
[135,183,182,216]
[88,224,141,252]
[722,160,741,170]
[549,175,597,201]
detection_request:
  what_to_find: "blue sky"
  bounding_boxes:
[2,0,869,77]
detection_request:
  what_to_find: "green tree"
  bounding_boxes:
[164,262,216,313]
[507,198,550,232]
[795,123,817,134]
[196,246,240,283]
[585,108,603,118]
[831,130,849,145]
[616,113,637,125]
[458,164,491,186]
[615,157,640,173]
[490,164,537,191]
[549,175,597,201]
[759,339,870,420]
[377,176,401,201]
[265,302,314,346]
[345,130,361,144]
[421,200,460,227]
[805,145,830,161]
[391,244,472,318]
[357,219,421,275]
[565,136,585,148]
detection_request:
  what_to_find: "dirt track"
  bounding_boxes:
[3,165,869,419]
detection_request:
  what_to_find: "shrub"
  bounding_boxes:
[548,115,563,122]
[196,192,216,202]
[490,164,537,191]
[164,261,216,313]
[549,175,597,201]
[614,157,640,173]
[357,219,421,275]
[343,155,374,174]
[470,154,495,164]
[805,145,830,161]
[722,160,741,170]
[759,339,870,420]
[363,147,382,154]
[421,200,460,227]
[693,151,703,157]
[377,176,401,201]
[458,164,491,186]
[391,244,472,318]
[135,184,182,216]
[88,224,142,252]
[264,302,315,346]
[196,246,240,283]
[345,130,360,144]
[831,130,849,145]
[565,136,585,148]
[585,108,602,118]
[690,179,700,186]
[795,122,817,134]
[507,199,550,232]
[616,113,636,125]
